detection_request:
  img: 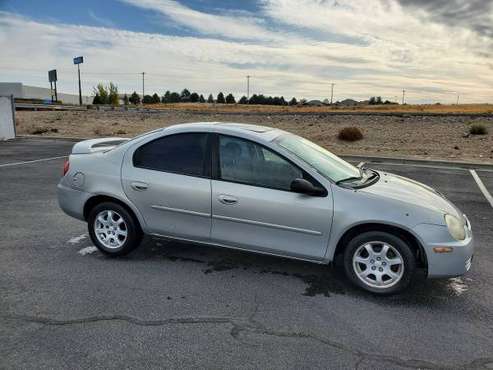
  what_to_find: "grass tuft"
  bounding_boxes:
[469,123,488,135]
[338,127,363,141]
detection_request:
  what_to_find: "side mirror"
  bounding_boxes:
[290,178,326,196]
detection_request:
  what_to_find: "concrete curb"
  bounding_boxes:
[342,155,493,170]
[14,135,493,170]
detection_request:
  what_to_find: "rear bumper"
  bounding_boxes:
[413,223,474,278]
[57,182,91,221]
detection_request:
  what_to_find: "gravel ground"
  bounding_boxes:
[16,110,493,163]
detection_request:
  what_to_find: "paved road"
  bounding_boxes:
[1,138,493,369]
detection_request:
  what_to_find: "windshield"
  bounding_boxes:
[275,133,362,183]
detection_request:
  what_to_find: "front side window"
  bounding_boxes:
[219,135,303,191]
[133,133,209,177]
[275,133,361,183]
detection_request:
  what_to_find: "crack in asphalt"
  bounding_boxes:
[3,314,493,369]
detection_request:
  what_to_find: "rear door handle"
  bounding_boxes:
[218,194,238,205]
[131,181,149,191]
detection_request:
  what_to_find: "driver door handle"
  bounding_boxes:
[131,181,148,191]
[218,194,238,205]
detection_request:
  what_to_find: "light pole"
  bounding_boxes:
[73,56,84,105]
[330,83,335,105]
[246,75,251,100]
[402,89,406,105]
[142,72,145,104]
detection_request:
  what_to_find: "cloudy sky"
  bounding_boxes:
[0,0,492,103]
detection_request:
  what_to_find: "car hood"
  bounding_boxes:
[360,171,461,218]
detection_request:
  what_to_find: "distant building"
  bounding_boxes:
[0,82,91,105]
[336,99,359,106]
[304,99,325,106]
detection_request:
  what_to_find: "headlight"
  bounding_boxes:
[445,214,466,241]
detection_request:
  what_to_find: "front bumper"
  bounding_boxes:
[57,182,91,221]
[413,223,474,278]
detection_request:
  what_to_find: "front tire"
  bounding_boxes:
[343,231,416,294]
[88,202,142,256]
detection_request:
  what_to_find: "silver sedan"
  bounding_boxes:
[57,122,474,294]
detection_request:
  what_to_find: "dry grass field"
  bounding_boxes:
[15,107,493,163]
[142,103,493,115]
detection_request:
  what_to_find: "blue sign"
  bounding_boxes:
[73,56,84,65]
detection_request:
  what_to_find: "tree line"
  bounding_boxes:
[92,83,298,106]
[92,82,397,107]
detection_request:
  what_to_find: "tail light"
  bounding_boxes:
[63,160,70,176]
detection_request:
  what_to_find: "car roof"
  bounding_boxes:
[163,122,284,142]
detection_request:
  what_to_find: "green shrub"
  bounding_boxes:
[469,124,488,135]
[338,127,363,141]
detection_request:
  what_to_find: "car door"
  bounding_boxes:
[210,134,333,260]
[121,132,212,242]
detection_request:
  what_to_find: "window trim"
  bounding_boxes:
[213,133,327,196]
[132,132,213,179]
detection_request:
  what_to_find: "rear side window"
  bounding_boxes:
[133,133,209,177]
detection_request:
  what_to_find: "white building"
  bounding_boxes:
[0,82,91,105]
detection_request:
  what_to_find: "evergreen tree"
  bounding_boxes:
[207,94,214,103]
[288,97,297,106]
[142,95,153,104]
[162,91,171,103]
[123,94,129,105]
[180,89,191,102]
[152,93,160,103]
[225,93,236,104]
[129,91,140,105]
[238,96,248,104]
[190,92,199,103]
[217,92,225,104]
[199,94,206,103]
[169,92,180,103]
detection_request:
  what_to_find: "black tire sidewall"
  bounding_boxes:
[343,231,416,295]
[88,202,142,257]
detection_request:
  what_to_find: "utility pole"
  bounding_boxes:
[246,75,251,100]
[456,93,460,105]
[330,83,335,105]
[142,72,145,103]
[402,89,406,105]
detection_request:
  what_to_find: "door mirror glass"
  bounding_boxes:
[290,178,326,196]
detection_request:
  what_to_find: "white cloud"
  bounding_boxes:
[119,0,278,41]
[0,1,492,104]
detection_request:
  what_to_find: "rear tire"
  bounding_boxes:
[343,231,416,295]
[88,202,142,257]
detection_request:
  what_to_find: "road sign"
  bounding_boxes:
[73,56,84,65]
[48,69,57,82]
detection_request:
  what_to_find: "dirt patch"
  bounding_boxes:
[15,109,493,162]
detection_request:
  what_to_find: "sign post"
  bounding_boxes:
[48,69,58,103]
[73,56,84,105]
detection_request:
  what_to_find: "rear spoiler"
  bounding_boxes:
[72,137,130,154]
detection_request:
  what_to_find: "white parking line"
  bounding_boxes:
[0,156,66,168]
[470,170,493,208]
[78,246,98,256]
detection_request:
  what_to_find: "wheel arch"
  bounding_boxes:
[333,222,428,269]
[83,194,145,232]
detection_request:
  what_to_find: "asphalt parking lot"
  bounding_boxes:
[1,138,493,369]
